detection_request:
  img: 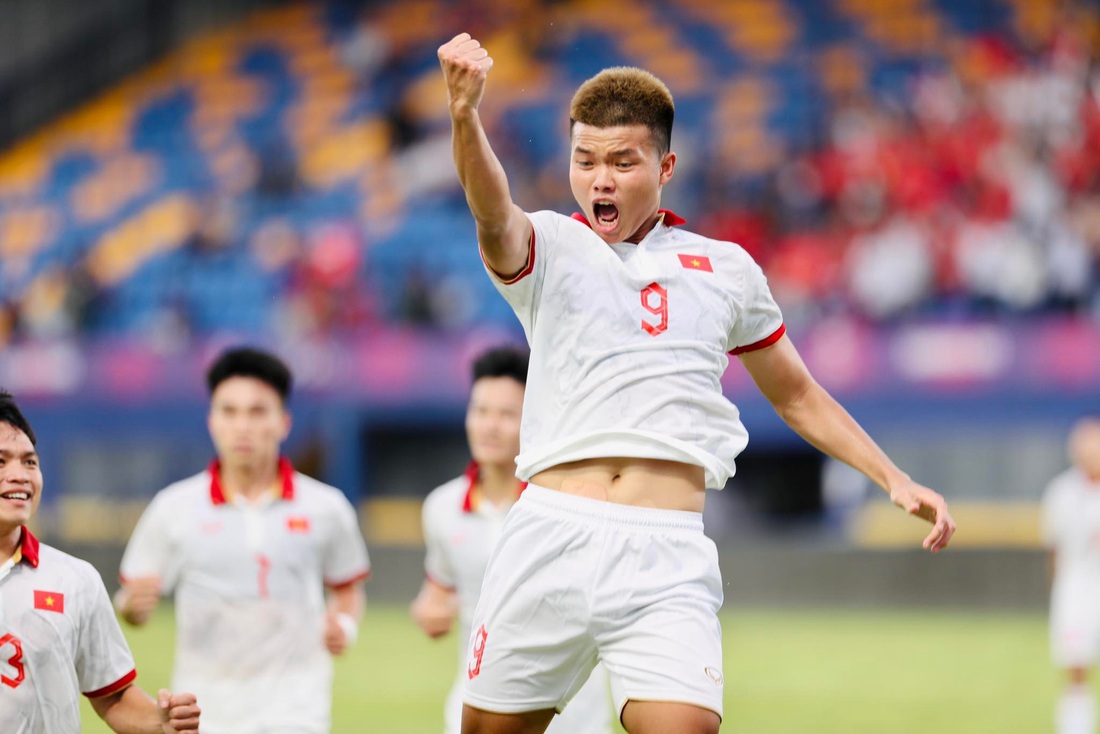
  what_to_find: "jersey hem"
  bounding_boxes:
[83,668,137,698]
[517,429,736,489]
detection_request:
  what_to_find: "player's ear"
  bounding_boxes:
[280,408,292,442]
[659,151,676,185]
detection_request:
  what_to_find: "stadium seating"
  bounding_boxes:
[0,0,1097,345]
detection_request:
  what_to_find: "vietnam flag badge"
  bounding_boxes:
[286,516,311,533]
[678,254,713,272]
[34,590,64,613]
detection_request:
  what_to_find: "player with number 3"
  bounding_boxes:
[0,391,201,733]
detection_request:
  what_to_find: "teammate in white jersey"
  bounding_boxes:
[411,346,614,734]
[115,347,371,734]
[1042,417,1100,734]
[438,33,957,734]
[0,391,201,734]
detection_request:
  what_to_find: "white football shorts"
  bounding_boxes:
[1051,575,1100,667]
[462,483,725,720]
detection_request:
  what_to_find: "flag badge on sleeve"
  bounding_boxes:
[678,253,713,273]
[34,590,64,613]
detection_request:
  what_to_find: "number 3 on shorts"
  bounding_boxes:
[641,282,668,336]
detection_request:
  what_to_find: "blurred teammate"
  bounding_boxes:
[1042,417,1100,734]
[0,391,201,733]
[411,346,614,734]
[439,32,957,734]
[115,347,371,734]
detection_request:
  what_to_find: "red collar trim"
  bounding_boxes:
[460,461,479,513]
[19,526,40,568]
[209,457,296,505]
[460,460,526,513]
[570,208,687,229]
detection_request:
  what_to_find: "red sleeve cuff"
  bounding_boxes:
[83,668,137,699]
[729,323,786,356]
[325,569,371,590]
[425,571,456,592]
[480,228,536,285]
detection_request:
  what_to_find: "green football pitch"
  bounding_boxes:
[82,605,1061,733]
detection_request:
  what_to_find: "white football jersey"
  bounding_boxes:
[423,463,525,648]
[120,459,371,734]
[422,464,613,734]
[0,528,137,734]
[487,210,785,489]
[1042,468,1100,583]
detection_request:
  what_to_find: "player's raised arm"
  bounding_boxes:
[739,335,956,553]
[438,32,532,279]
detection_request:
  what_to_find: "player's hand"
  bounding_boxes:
[438,32,493,113]
[157,689,200,734]
[410,600,454,639]
[117,576,161,625]
[889,479,956,553]
[324,612,351,656]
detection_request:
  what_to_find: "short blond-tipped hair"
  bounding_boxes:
[569,67,675,156]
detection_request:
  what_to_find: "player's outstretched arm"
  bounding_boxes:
[114,576,161,627]
[438,32,532,279]
[410,577,459,639]
[89,685,200,734]
[740,335,956,552]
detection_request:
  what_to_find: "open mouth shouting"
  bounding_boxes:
[592,200,620,234]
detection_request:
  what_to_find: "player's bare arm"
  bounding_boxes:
[740,335,956,553]
[324,580,365,655]
[89,685,200,734]
[410,577,458,639]
[439,32,532,279]
[114,575,161,626]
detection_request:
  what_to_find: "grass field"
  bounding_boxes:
[81,605,1061,733]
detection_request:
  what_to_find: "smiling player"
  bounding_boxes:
[0,390,201,734]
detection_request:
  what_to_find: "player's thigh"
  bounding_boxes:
[465,499,599,713]
[462,704,556,734]
[620,701,721,734]
[548,663,614,734]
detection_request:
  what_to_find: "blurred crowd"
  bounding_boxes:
[700,26,1100,331]
[0,0,1098,349]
